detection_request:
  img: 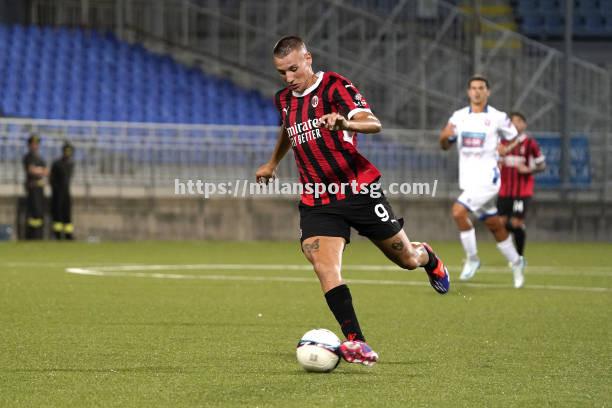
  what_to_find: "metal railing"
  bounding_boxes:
[1,118,610,202]
[0,118,457,195]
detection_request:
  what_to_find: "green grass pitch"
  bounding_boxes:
[0,240,610,407]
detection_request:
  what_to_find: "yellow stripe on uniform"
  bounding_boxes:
[53,222,64,232]
[64,223,74,233]
[27,218,43,227]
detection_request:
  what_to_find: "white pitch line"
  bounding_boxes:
[6,261,612,276]
[57,263,612,277]
[3,262,144,268]
[65,265,612,293]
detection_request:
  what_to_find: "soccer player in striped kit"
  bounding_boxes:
[255,36,450,366]
[497,112,546,257]
[439,75,526,288]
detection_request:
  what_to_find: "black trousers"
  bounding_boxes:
[51,189,72,238]
[25,186,45,240]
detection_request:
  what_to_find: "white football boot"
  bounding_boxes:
[511,256,525,288]
[460,257,480,281]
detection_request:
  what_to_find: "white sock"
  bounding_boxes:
[460,229,478,260]
[497,236,520,265]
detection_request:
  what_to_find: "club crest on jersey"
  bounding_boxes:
[311,95,319,108]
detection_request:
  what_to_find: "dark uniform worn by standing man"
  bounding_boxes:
[22,134,48,240]
[50,142,75,240]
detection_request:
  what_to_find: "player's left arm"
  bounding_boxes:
[319,111,381,134]
[519,138,546,174]
[321,75,381,134]
[529,160,546,174]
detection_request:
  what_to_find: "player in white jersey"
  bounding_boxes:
[439,75,525,288]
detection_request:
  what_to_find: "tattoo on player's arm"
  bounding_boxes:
[391,240,404,251]
[303,239,320,254]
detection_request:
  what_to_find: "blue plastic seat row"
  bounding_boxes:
[515,0,612,37]
[520,12,612,37]
[0,24,279,126]
[516,0,612,13]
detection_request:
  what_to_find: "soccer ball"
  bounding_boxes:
[296,328,341,373]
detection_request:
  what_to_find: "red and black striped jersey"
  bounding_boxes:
[274,71,381,206]
[499,134,545,197]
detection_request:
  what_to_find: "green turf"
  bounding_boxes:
[0,241,610,407]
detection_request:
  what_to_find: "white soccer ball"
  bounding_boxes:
[296,328,341,373]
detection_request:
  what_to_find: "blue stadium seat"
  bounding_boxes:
[576,0,599,12]
[539,0,560,12]
[582,14,605,36]
[521,14,545,36]
[544,13,564,36]
[604,13,612,34]
[517,0,540,16]
[517,0,612,37]
[572,14,587,35]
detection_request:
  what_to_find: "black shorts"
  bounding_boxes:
[299,192,403,244]
[497,197,531,219]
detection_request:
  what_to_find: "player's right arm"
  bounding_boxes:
[439,122,456,151]
[256,126,290,183]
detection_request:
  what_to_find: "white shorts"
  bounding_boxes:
[457,186,499,219]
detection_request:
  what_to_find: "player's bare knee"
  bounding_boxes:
[451,207,463,221]
[510,217,524,229]
[312,260,340,276]
[485,215,502,230]
[452,204,468,222]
